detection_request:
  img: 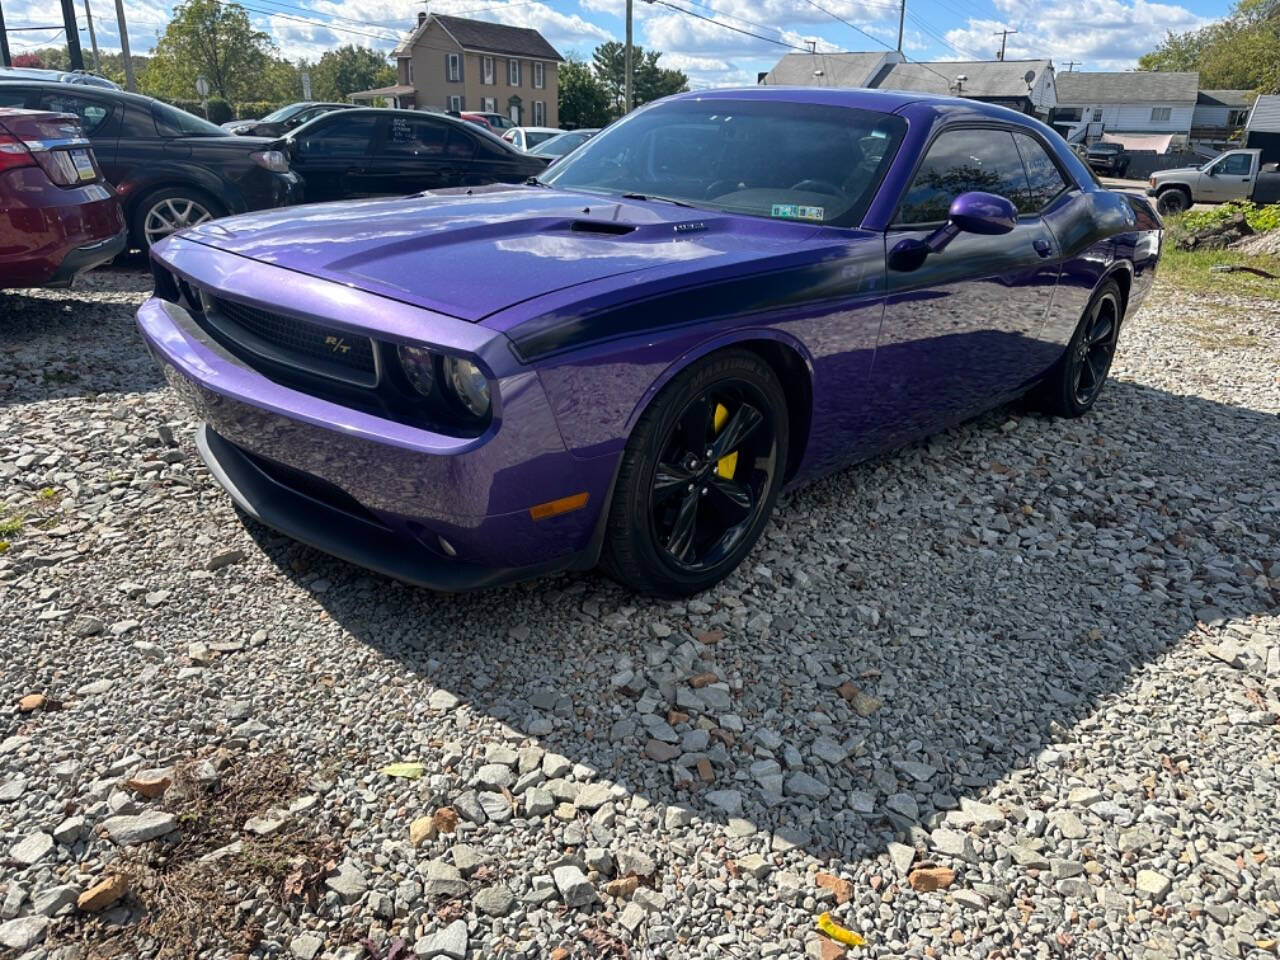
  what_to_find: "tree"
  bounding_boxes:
[558,57,612,128]
[309,45,395,101]
[140,0,277,103]
[1139,0,1280,92]
[590,41,688,117]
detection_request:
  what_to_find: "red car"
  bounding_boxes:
[459,112,493,132]
[0,107,125,288]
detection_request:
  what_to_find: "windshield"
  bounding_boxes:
[542,98,906,226]
[260,104,300,123]
[152,100,226,137]
[530,132,586,157]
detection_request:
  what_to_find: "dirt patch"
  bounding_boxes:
[49,751,350,958]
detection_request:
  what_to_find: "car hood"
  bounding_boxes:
[1151,166,1201,179]
[177,184,821,322]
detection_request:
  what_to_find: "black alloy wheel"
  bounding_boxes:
[1071,288,1120,407]
[1033,278,1123,418]
[601,350,788,596]
[649,384,775,573]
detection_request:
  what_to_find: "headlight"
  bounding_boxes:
[398,344,436,396]
[250,149,289,172]
[442,355,490,417]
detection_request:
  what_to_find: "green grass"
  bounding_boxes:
[0,515,22,537]
[1156,245,1280,302]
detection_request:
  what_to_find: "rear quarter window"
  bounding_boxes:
[40,93,113,135]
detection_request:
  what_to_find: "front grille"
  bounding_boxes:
[205,295,378,387]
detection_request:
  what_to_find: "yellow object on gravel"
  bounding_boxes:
[817,912,867,947]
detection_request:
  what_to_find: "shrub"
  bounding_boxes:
[204,97,233,125]
[1179,200,1280,234]
[235,100,290,120]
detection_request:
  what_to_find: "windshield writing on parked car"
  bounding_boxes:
[542,99,906,226]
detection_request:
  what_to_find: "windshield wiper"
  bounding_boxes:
[525,176,549,187]
[620,192,696,208]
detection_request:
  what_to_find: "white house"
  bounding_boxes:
[1192,89,1256,141]
[1053,71,1199,149]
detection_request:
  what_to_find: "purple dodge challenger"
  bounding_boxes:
[136,88,1163,596]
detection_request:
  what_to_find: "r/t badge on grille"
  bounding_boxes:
[324,335,351,354]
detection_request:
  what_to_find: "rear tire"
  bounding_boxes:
[1033,279,1123,418]
[600,349,788,597]
[131,186,224,252]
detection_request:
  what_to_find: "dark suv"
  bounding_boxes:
[1085,141,1130,177]
[0,80,302,251]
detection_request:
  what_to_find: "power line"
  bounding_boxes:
[798,0,957,86]
[648,0,812,51]
[904,10,980,60]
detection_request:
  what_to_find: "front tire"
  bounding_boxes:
[1156,188,1189,216]
[131,187,224,252]
[600,350,789,597]
[1033,279,1122,418]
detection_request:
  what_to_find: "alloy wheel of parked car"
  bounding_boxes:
[133,187,224,251]
[601,350,788,597]
[1071,288,1120,407]
[1034,279,1123,418]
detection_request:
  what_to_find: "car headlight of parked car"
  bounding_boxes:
[442,355,491,417]
[397,345,491,420]
[250,150,289,172]
[397,344,436,397]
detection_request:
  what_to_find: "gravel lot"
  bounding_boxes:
[1,263,1278,960]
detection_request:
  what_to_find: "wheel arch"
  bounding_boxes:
[625,330,816,483]
[1098,260,1134,321]
[121,172,234,222]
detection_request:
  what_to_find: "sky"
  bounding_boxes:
[4,0,1232,89]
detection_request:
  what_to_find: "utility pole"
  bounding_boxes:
[0,2,11,68]
[1063,59,1080,71]
[993,28,1017,61]
[83,0,100,72]
[624,0,633,114]
[59,0,84,70]
[113,0,135,90]
[896,0,905,52]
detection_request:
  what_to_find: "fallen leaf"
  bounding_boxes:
[433,807,459,834]
[381,762,424,780]
[409,816,436,847]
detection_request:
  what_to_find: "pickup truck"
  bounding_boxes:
[1147,148,1280,214]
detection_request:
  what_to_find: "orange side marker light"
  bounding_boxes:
[529,492,589,521]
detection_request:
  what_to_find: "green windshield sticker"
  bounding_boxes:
[771,203,825,221]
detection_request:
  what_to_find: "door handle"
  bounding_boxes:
[1033,239,1053,258]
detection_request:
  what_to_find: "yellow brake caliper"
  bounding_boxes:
[712,403,737,479]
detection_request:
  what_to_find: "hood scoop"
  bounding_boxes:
[568,220,636,236]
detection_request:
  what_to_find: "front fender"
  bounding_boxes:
[117,164,240,219]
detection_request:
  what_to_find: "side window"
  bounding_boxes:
[445,128,477,160]
[0,88,34,108]
[1216,153,1251,175]
[1013,132,1069,213]
[383,116,447,157]
[299,114,376,158]
[897,128,1029,225]
[40,93,112,135]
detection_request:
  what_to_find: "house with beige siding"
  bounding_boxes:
[351,13,563,127]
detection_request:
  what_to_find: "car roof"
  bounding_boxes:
[0,78,154,105]
[662,85,1039,122]
[514,126,561,133]
[296,106,517,145]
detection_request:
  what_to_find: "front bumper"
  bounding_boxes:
[135,243,618,588]
[195,424,578,590]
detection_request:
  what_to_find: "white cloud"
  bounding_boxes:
[942,0,1208,70]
